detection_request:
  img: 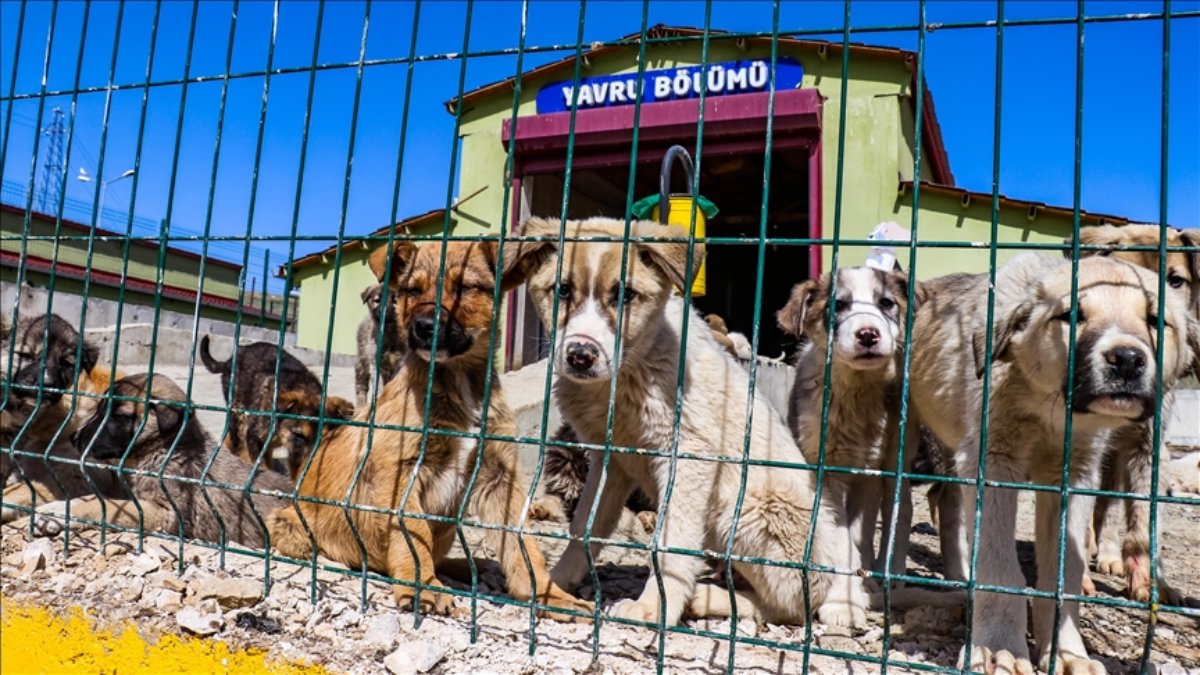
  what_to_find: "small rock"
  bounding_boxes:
[363,613,402,649]
[210,577,262,609]
[1149,662,1188,675]
[155,589,183,611]
[861,626,884,643]
[383,640,446,674]
[21,538,54,575]
[313,623,339,641]
[177,600,223,636]
[815,635,860,654]
[129,552,161,577]
[121,578,146,602]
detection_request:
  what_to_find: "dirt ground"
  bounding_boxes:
[2,363,1200,673]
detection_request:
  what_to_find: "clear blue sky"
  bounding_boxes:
[2,1,1197,291]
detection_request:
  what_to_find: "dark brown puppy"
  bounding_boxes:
[200,336,353,479]
[355,284,406,409]
[30,373,293,547]
[268,239,590,619]
[2,313,120,521]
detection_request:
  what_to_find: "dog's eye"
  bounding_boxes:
[1167,274,1186,289]
[610,286,638,306]
[399,286,421,297]
[1056,310,1086,323]
[556,283,573,300]
[878,297,896,311]
[833,299,849,313]
[1147,314,1165,329]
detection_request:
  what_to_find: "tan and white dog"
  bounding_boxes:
[909,254,1198,674]
[1070,224,1200,604]
[503,216,846,628]
[777,266,925,607]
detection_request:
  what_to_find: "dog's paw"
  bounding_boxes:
[526,497,563,523]
[1041,652,1107,675]
[816,600,867,630]
[393,585,463,618]
[634,511,657,534]
[1095,551,1124,577]
[1124,554,1151,601]
[537,586,594,623]
[1081,572,1096,597]
[30,501,71,537]
[609,598,665,625]
[959,646,1036,675]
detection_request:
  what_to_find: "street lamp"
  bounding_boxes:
[77,167,136,227]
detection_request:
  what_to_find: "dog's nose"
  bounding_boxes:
[565,341,599,371]
[1105,346,1146,381]
[410,316,440,347]
[856,327,880,348]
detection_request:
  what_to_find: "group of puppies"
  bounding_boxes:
[2,219,1197,675]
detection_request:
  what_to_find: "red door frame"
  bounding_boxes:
[500,88,824,368]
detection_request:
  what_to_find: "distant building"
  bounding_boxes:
[282,24,1133,362]
[1,196,281,329]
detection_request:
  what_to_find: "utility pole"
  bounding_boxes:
[37,107,66,213]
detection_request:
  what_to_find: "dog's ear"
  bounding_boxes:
[1180,230,1200,295]
[79,339,99,375]
[277,390,306,413]
[152,400,182,438]
[776,279,819,338]
[972,300,1034,379]
[499,219,559,291]
[1183,315,1200,380]
[888,272,928,311]
[368,241,419,285]
[1065,225,1121,260]
[360,285,375,304]
[634,223,705,293]
[324,396,355,422]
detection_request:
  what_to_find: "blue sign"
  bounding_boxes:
[535,58,804,114]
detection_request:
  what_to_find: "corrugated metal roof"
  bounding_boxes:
[898,180,1133,226]
[277,207,447,277]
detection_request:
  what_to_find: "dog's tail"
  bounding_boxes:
[199,335,230,375]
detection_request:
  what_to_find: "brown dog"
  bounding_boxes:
[28,373,293,547]
[200,336,353,479]
[1071,223,1200,604]
[2,313,120,522]
[268,239,590,619]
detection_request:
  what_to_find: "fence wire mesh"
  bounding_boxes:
[2,1,1198,673]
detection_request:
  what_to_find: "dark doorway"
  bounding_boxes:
[525,144,812,358]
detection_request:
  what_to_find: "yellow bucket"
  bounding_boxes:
[652,195,706,298]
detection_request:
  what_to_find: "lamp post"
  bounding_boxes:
[77,167,135,227]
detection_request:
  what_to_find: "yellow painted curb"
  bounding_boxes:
[0,598,329,675]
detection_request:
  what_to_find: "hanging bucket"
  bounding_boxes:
[651,145,706,297]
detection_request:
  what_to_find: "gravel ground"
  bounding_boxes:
[3,481,1199,674]
[2,363,1200,673]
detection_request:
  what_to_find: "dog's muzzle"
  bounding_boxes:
[1072,343,1154,421]
[562,337,604,379]
[408,309,472,357]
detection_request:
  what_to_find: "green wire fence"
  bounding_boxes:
[2,1,1198,673]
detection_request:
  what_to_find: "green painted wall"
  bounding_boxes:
[1,210,242,301]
